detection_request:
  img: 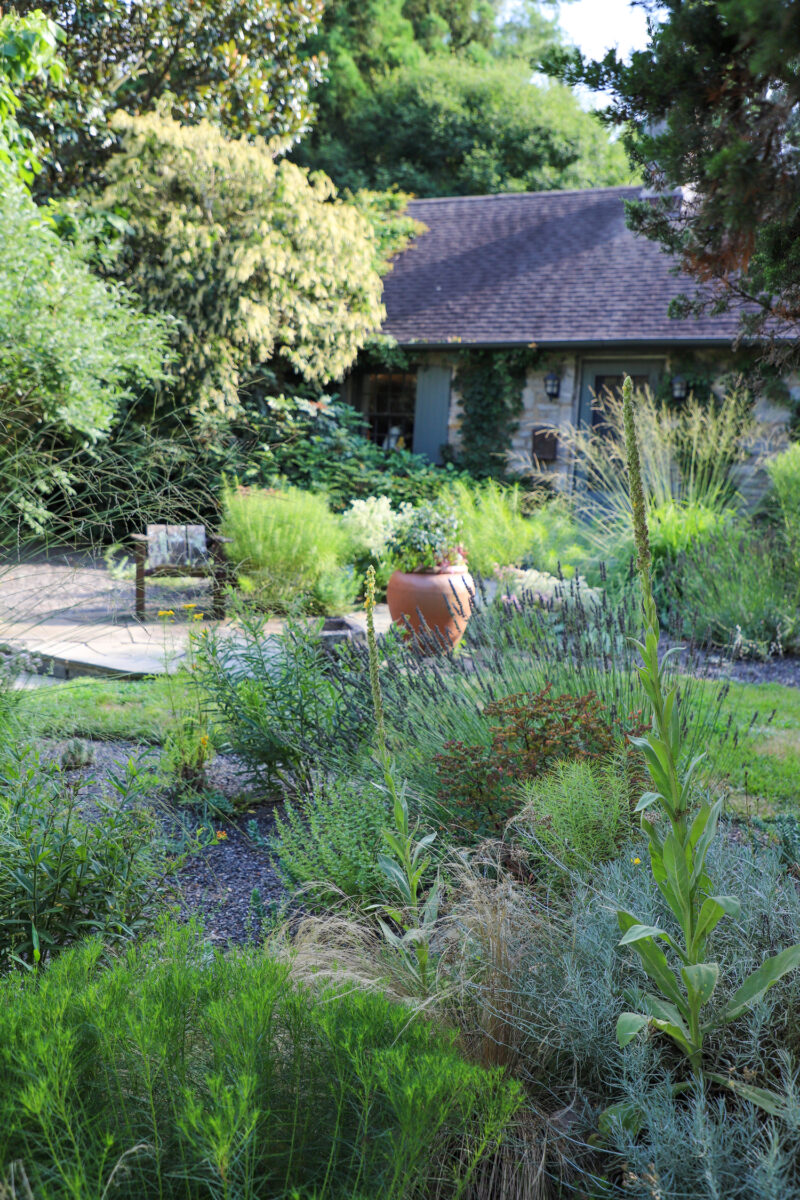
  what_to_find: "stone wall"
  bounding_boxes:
[445,351,792,499]
[731,389,794,506]
[448,354,581,486]
[344,349,793,496]
[508,356,579,488]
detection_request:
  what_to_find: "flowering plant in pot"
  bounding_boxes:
[385,501,473,647]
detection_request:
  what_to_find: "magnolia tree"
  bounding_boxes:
[12,0,326,193]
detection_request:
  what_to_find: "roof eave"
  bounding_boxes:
[382,336,745,351]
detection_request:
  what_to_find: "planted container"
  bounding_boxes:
[385,500,473,648]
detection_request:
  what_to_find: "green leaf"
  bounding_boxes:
[641,995,696,1056]
[634,791,663,814]
[681,961,719,1008]
[681,754,708,809]
[662,831,692,930]
[619,923,666,946]
[616,1011,649,1047]
[689,798,722,886]
[690,895,740,958]
[617,911,687,1014]
[597,1099,644,1138]
[706,1073,794,1119]
[723,943,800,1022]
[641,815,663,858]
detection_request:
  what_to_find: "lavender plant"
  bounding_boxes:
[616,374,800,1109]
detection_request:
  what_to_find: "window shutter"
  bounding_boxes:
[413,366,451,463]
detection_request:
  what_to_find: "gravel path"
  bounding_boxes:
[47,737,288,945]
[673,645,800,689]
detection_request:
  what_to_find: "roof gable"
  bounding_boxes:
[381,187,742,347]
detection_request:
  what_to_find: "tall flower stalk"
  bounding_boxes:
[617,376,800,1102]
[365,565,440,996]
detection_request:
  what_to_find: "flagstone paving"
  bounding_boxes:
[0,555,390,681]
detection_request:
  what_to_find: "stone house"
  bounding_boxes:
[342,185,791,494]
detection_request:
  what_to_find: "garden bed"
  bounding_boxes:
[38,735,288,944]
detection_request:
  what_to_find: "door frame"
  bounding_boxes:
[576,356,666,428]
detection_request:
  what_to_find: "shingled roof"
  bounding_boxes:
[381,186,742,347]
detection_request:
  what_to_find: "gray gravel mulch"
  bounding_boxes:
[46,737,288,946]
[36,640,800,947]
[674,646,800,689]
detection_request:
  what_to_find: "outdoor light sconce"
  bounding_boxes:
[671,374,688,402]
[544,370,561,399]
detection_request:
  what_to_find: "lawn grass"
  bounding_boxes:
[17,674,184,743]
[699,678,800,811]
[16,672,800,813]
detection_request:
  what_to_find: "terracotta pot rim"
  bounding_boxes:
[392,565,471,577]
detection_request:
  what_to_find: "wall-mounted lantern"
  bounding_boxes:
[671,374,688,402]
[544,370,561,400]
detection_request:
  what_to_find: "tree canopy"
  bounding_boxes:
[0,8,64,183]
[300,53,630,196]
[82,113,392,422]
[293,0,631,196]
[12,0,325,194]
[546,0,800,354]
[0,11,171,535]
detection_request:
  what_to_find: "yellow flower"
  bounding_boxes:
[182,603,197,609]
[216,830,227,841]
[157,609,175,618]
[193,613,204,621]
[632,857,641,865]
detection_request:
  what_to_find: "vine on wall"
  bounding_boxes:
[453,348,540,478]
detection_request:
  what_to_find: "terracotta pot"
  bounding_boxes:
[386,567,474,649]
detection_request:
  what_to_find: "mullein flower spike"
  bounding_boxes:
[613,374,800,1102]
[621,375,656,629]
[364,565,388,762]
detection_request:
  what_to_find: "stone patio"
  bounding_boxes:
[0,553,390,680]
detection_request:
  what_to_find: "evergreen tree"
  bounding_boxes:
[547,0,800,356]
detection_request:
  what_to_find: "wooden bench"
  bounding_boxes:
[131,524,231,621]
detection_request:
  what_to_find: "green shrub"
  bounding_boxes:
[444,478,588,576]
[245,395,463,510]
[431,686,645,840]
[222,483,356,614]
[648,498,730,564]
[0,750,172,969]
[0,921,521,1198]
[666,525,799,655]
[362,587,739,825]
[0,652,22,743]
[767,441,800,589]
[0,162,169,541]
[510,758,634,877]
[388,498,465,572]
[272,774,388,904]
[85,112,388,419]
[555,386,753,580]
[509,839,800,1197]
[193,610,370,780]
[340,494,399,595]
